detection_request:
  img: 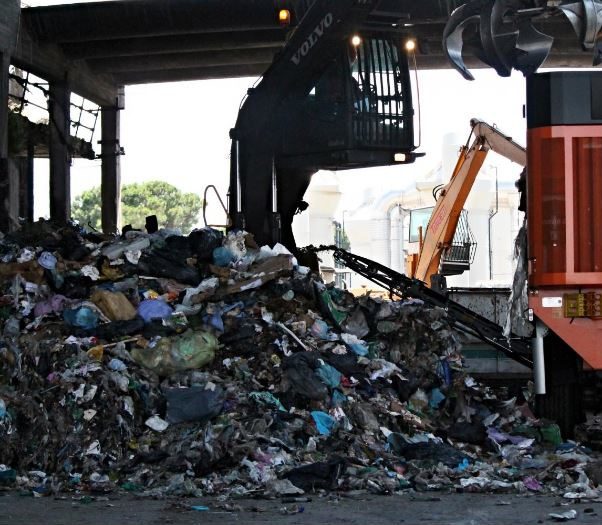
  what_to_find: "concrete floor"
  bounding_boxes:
[1,491,601,525]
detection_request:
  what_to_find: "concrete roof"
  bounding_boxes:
[9,0,600,105]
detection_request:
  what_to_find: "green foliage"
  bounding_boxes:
[72,181,203,233]
[333,221,351,251]
[339,228,351,251]
[72,185,102,231]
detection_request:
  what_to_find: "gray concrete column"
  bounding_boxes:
[100,101,122,234]
[0,52,12,232]
[48,80,71,224]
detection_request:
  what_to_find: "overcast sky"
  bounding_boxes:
[23,0,528,224]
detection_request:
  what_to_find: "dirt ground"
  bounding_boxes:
[1,491,601,525]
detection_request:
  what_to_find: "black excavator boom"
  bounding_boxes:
[313,246,534,369]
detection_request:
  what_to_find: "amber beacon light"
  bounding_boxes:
[278,9,291,26]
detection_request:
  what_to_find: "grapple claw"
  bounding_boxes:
[514,18,554,76]
[443,0,602,78]
[558,0,602,50]
[442,2,483,81]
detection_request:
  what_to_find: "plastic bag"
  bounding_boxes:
[165,386,225,423]
[63,306,99,330]
[91,290,137,321]
[33,294,67,317]
[316,363,342,388]
[311,411,337,436]
[249,391,286,411]
[137,299,174,323]
[223,231,247,261]
[188,228,224,260]
[341,333,369,357]
[212,246,236,267]
[310,319,337,341]
[131,329,218,375]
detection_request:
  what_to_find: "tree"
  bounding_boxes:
[72,181,203,232]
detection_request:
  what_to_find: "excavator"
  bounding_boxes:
[227,0,602,434]
[229,0,421,250]
[405,118,527,292]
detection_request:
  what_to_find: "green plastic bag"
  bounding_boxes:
[540,423,563,446]
[132,329,218,376]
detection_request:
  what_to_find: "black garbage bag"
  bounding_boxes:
[323,353,364,379]
[83,317,145,340]
[142,319,177,339]
[447,420,487,445]
[188,228,224,261]
[283,456,347,491]
[138,248,200,285]
[387,434,469,467]
[165,235,193,259]
[282,352,329,401]
[219,321,256,345]
[391,373,420,402]
[48,272,92,299]
[57,229,90,261]
[165,386,225,424]
[129,449,169,468]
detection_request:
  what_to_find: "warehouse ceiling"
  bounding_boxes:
[13,0,599,104]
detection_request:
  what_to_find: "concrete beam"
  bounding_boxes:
[23,0,288,43]
[13,23,118,107]
[88,47,279,74]
[114,63,270,85]
[48,81,71,225]
[101,102,122,234]
[60,29,285,60]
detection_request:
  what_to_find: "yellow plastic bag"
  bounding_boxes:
[91,290,137,321]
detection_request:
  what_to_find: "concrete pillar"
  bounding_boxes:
[101,101,122,234]
[0,52,11,232]
[389,205,402,273]
[48,81,71,224]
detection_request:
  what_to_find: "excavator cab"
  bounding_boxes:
[439,209,477,277]
[278,34,416,170]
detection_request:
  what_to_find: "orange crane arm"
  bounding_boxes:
[412,118,526,286]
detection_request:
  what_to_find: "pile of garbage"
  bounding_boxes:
[1,220,601,499]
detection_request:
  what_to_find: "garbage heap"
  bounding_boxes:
[0,221,600,498]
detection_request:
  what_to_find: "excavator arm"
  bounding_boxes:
[409,118,526,287]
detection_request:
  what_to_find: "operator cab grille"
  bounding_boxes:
[350,36,413,149]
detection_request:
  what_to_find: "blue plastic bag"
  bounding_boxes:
[137,299,174,323]
[331,390,347,407]
[212,246,235,267]
[316,363,342,388]
[63,307,99,330]
[429,387,446,409]
[311,411,336,436]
